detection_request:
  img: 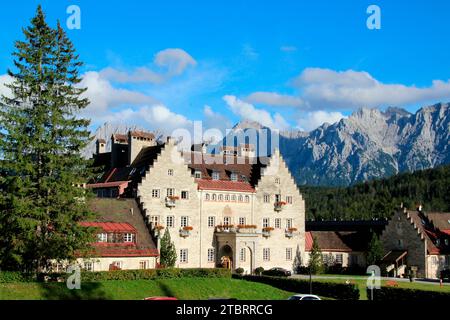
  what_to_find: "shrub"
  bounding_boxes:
[0,271,35,283]
[254,267,264,276]
[237,275,359,300]
[1,268,231,283]
[368,286,450,301]
[235,268,244,275]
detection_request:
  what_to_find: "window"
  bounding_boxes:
[245,195,250,203]
[238,195,243,202]
[139,261,149,269]
[336,254,343,265]
[212,194,217,201]
[263,194,270,203]
[436,239,441,246]
[231,195,236,201]
[286,196,293,204]
[263,218,270,228]
[194,170,202,179]
[445,239,449,246]
[275,178,280,184]
[208,216,216,228]
[398,239,404,248]
[168,169,174,176]
[181,191,189,200]
[230,172,238,181]
[212,171,220,180]
[286,219,293,229]
[225,194,230,201]
[238,217,246,226]
[207,248,215,262]
[98,233,107,242]
[274,218,281,229]
[286,248,292,261]
[166,216,174,228]
[84,261,93,271]
[112,261,123,269]
[152,189,160,198]
[275,194,281,202]
[218,194,223,201]
[223,216,231,226]
[240,248,246,262]
[263,248,270,261]
[124,233,134,242]
[181,216,189,228]
[205,193,210,201]
[150,216,159,226]
[180,249,188,263]
[166,188,175,197]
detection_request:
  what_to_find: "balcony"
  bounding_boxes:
[154,225,164,238]
[236,225,257,234]
[274,201,286,212]
[262,227,274,237]
[285,227,297,238]
[215,225,236,233]
[180,226,193,237]
[165,196,179,208]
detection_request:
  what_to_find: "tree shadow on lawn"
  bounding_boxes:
[155,280,177,298]
[39,282,111,300]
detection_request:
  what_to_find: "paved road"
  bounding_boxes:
[292,274,450,286]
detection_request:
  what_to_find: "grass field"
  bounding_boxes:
[0,278,294,300]
[308,276,450,300]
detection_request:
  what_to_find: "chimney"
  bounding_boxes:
[128,130,156,165]
[96,139,106,154]
[111,133,129,168]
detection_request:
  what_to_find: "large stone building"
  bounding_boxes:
[87,131,305,274]
[380,206,450,279]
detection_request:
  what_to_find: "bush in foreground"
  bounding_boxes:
[368,286,450,301]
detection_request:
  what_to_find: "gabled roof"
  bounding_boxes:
[112,133,128,143]
[305,231,367,252]
[79,222,136,233]
[129,130,154,139]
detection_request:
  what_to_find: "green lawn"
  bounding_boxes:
[0,278,294,300]
[309,276,450,300]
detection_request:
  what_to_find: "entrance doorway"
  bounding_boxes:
[219,245,233,269]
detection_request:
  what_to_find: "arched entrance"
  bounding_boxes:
[219,245,233,269]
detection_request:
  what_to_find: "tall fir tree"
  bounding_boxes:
[0,5,95,271]
[159,229,177,268]
[308,236,324,274]
[366,232,384,266]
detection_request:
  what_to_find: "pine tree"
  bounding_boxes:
[159,229,177,268]
[366,232,384,266]
[308,236,323,274]
[0,5,95,272]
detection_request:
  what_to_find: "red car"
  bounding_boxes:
[144,296,178,300]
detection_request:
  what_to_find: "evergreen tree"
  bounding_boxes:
[0,5,95,271]
[159,229,177,268]
[308,237,323,274]
[366,232,384,266]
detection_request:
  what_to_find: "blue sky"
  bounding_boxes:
[1,0,450,134]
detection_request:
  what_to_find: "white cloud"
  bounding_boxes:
[0,74,13,98]
[223,95,289,130]
[297,110,346,131]
[280,46,297,52]
[293,68,450,110]
[242,44,259,60]
[245,91,304,107]
[100,48,196,84]
[80,71,157,116]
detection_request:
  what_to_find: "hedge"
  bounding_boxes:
[1,268,231,283]
[0,271,36,283]
[235,275,360,300]
[368,286,450,301]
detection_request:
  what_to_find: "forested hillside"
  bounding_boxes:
[300,164,450,220]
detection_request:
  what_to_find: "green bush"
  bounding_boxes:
[254,267,264,276]
[237,275,359,300]
[368,286,450,301]
[1,268,231,283]
[235,268,244,275]
[0,271,35,283]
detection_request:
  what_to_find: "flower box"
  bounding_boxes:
[165,196,177,208]
[262,227,274,237]
[215,224,235,232]
[274,201,286,211]
[179,227,192,237]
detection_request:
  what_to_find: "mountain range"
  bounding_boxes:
[84,102,450,186]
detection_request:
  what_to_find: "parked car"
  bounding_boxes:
[143,296,178,300]
[262,267,292,277]
[441,269,450,282]
[288,294,321,301]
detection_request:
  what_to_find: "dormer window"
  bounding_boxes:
[194,170,202,179]
[98,233,107,242]
[230,172,238,181]
[212,171,220,180]
[168,169,174,176]
[124,233,134,242]
[275,178,280,184]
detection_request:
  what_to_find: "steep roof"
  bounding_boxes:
[196,179,256,193]
[84,198,158,257]
[129,130,155,139]
[305,231,367,252]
